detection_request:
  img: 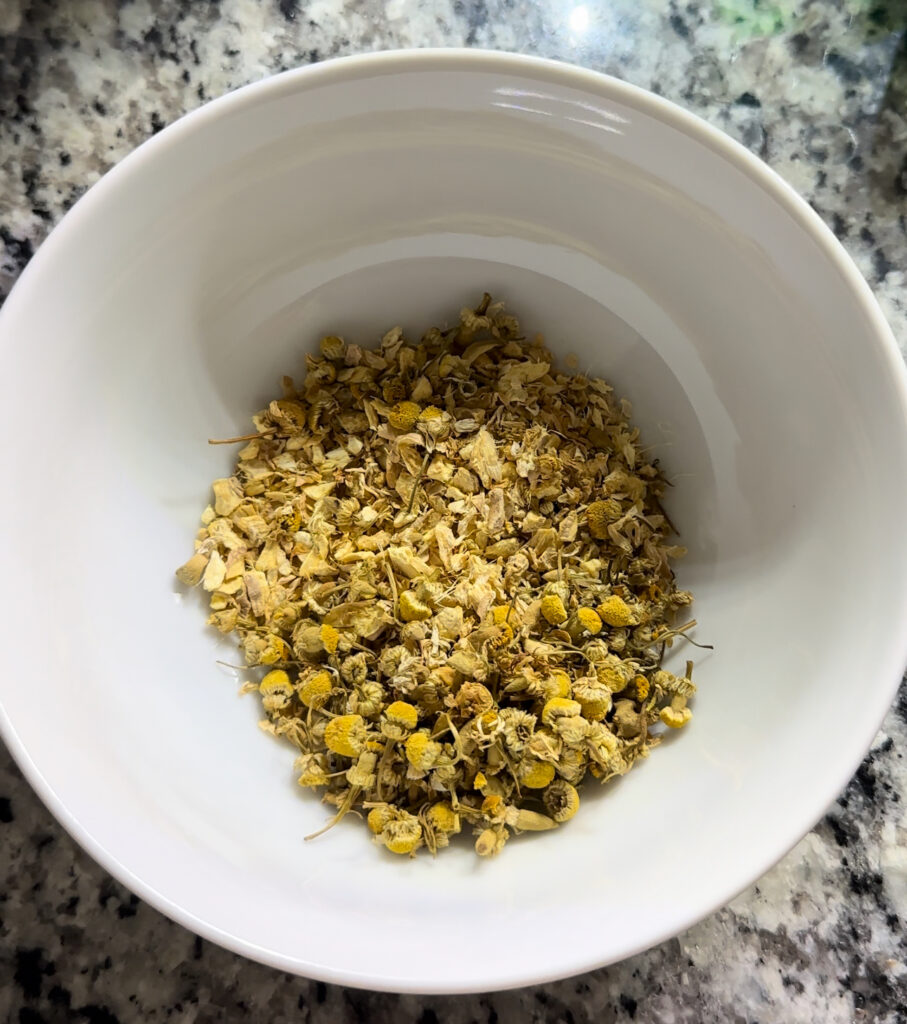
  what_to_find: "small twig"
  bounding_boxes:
[668,618,698,636]
[681,635,714,651]
[403,450,432,518]
[385,557,400,621]
[208,428,277,445]
[659,620,714,652]
[304,785,361,841]
[653,496,680,537]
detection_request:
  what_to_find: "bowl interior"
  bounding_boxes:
[2,52,906,992]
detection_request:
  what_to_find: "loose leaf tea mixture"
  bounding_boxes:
[176,295,704,857]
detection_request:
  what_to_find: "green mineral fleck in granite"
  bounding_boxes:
[713,0,799,39]
[713,0,904,41]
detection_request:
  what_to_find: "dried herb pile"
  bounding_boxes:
[176,295,701,857]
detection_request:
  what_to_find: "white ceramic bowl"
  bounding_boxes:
[2,50,906,994]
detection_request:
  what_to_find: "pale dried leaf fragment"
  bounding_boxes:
[466,578,498,621]
[325,601,391,640]
[498,360,550,390]
[485,537,520,559]
[304,482,336,500]
[175,548,210,586]
[255,539,284,573]
[244,570,269,617]
[433,523,458,571]
[388,546,433,579]
[298,550,335,578]
[434,605,465,640]
[485,488,505,534]
[461,340,499,364]
[212,478,244,516]
[558,511,578,544]
[235,514,270,545]
[207,518,245,551]
[467,427,503,488]
[202,550,227,591]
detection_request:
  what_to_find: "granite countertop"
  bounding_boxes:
[2,0,907,1020]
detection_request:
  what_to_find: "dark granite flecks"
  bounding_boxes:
[2,1,907,1020]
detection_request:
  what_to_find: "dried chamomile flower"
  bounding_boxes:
[320,623,341,654]
[275,504,301,534]
[660,693,693,729]
[660,704,692,728]
[320,335,346,360]
[472,709,503,747]
[586,499,623,539]
[585,720,621,771]
[593,658,627,692]
[427,801,461,835]
[259,669,294,713]
[608,627,629,653]
[553,714,591,746]
[631,675,650,701]
[544,780,580,822]
[517,758,557,789]
[540,593,568,625]
[423,801,462,853]
[398,590,432,622]
[346,750,378,788]
[555,745,588,785]
[324,714,368,758]
[367,804,396,835]
[487,621,515,648]
[382,378,408,404]
[499,708,536,754]
[404,731,443,772]
[652,669,696,700]
[298,671,333,708]
[475,826,509,858]
[541,697,582,726]
[572,607,603,636]
[387,401,422,431]
[456,682,495,717]
[540,670,572,701]
[376,809,423,855]
[340,653,369,686]
[490,604,519,627]
[270,398,308,430]
[572,677,613,721]
[380,696,421,737]
[349,681,385,718]
[295,753,330,788]
[259,634,291,666]
[177,293,703,857]
[597,595,635,628]
[272,603,300,632]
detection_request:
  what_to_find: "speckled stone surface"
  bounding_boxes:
[2,1,907,1020]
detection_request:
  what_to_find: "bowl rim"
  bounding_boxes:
[2,47,907,993]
